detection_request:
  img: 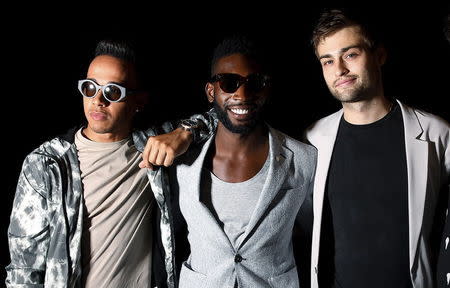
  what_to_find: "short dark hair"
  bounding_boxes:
[210,34,267,75]
[94,39,136,63]
[92,39,150,90]
[311,8,381,53]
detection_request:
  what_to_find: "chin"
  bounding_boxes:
[333,90,361,102]
[89,124,114,135]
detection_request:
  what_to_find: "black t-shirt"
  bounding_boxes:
[319,103,412,288]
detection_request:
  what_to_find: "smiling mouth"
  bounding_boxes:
[230,107,249,115]
[335,77,356,88]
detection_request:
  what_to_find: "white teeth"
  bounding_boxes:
[231,108,249,115]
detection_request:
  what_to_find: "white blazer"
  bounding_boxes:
[305,100,450,288]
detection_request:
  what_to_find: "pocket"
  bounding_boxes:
[179,261,207,288]
[268,266,299,288]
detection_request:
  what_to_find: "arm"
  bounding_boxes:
[140,108,217,169]
[6,155,50,287]
[294,167,314,288]
[293,145,317,288]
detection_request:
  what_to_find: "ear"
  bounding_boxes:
[205,83,215,103]
[375,45,387,66]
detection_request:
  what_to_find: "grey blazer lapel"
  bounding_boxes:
[185,136,234,250]
[238,128,293,249]
[398,100,429,271]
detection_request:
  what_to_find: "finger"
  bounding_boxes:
[139,160,154,170]
[162,146,175,167]
[163,153,174,167]
[148,142,160,165]
[142,137,154,168]
[155,149,167,166]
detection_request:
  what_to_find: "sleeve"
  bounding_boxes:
[295,145,317,228]
[444,125,450,196]
[435,121,450,287]
[294,146,317,288]
[5,154,50,287]
[156,108,218,143]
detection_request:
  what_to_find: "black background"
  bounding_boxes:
[2,2,449,284]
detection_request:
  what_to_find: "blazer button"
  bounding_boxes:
[234,254,243,263]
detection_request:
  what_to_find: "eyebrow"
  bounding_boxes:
[318,45,363,60]
[86,78,124,86]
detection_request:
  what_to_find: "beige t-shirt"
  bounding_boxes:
[75,129,153,288]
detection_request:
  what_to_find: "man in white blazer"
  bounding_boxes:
[171,35,317,288]
[436,14,450,288]
[305,8,450,288]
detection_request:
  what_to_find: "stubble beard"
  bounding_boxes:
[213,99,263,135]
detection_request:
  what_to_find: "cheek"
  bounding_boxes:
[112,103,136,120]
[83,98,90,115]
[322,70,334,86]
[215,92,229,105]
[350,59,368,75]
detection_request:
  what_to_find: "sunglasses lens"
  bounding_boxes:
[247,74,266,92]
[213,74,268,93]
[104,85,123,102]
[219,75,241,93]
[81,81,98,97]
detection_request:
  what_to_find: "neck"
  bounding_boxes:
[342,95,393,125]
[214,122,268,157]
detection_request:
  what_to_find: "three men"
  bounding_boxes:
[7,10,449,288]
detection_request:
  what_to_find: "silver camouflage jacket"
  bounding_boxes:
[6,111,217,288]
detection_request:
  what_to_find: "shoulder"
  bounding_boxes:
[402,103,450,137]
[16,135,75,197]
[270,128,317,167]
[275,129,316,154]
[270,128,318,185]
[415,109,449,131]
[23,134,75,170]
[304,110,343,140]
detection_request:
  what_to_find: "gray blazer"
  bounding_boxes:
[174,126,317,288]
[306,100,450,288]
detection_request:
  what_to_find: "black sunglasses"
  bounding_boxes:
[210,73,270,93]
[78,79,135,103]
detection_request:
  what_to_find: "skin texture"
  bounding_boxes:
[82,55,143,142]
[205,53,269,183]
[316,25,392,125]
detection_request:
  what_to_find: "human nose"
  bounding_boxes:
[335,58,349,77]
[232,82,256,101]
[91,89,108,106]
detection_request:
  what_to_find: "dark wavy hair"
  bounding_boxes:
[311,8,382,54]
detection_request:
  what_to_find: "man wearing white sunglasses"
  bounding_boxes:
[5,39,213,288]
